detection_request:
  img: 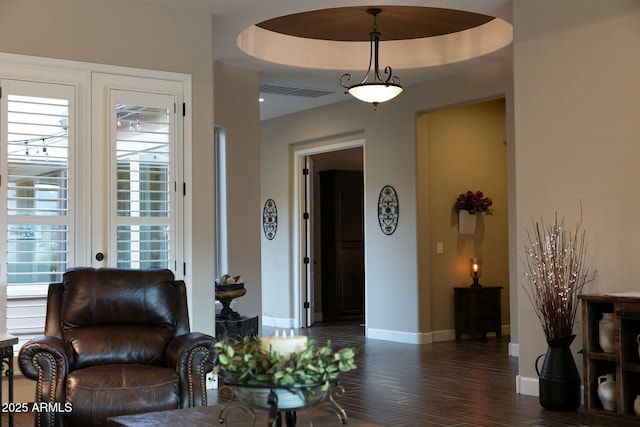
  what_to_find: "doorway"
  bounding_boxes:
[315,157,364,324]
[292,140,364,329]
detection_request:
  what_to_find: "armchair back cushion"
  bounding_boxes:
[55,268,186,369]
[19,267,215,427]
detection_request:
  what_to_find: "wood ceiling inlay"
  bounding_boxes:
[257,6,495,42]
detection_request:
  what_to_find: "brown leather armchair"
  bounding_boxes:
[18,267,216,427]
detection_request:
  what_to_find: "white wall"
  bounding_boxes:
[513,0,640,395]
[261,62,512,342]
[213,61,262,325]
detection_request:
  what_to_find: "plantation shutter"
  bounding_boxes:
[0,80,75,349]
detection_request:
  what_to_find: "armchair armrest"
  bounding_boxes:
[166,332,216,408]
[18,335,74,427]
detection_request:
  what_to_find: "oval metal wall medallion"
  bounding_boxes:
[378,185,399,235]
[262,199,278,240]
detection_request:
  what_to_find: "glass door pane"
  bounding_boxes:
[111,92,176,269]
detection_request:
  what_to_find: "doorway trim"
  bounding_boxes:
[291,134,365,328]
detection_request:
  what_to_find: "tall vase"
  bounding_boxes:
[535,335,581,411]
[458,210,477,235]
[599,312,615,353]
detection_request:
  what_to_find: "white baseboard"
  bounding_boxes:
[367,325,514,345]
[262,322,515,350]
[261,316,295,329]
[516,375,539,396]
[367,327,433,344]
[509,342,519,357]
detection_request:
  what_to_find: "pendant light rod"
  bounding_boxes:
[340,8,403,109]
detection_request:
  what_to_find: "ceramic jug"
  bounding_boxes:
[597,374,616,411]
[635,395,640,416]
[599,313,615,353]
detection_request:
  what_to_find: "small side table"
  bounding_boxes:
[454,287,502,341]
[0,333,18,427]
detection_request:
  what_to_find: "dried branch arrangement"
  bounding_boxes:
[522,212,596,341]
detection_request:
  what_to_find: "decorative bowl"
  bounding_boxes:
[231,383,328,410]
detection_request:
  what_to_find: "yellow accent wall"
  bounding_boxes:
[417,99,509,337]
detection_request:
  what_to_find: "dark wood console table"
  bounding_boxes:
[454,287,502,341]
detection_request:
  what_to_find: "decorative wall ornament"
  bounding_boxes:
[377,185,399,235]
[262,199,278,240]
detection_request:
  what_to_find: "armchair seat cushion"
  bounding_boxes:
[66,364,180,427]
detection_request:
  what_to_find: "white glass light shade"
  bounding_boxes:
[347,83,403,104]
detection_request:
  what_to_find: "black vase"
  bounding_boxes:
[535,335,581,411]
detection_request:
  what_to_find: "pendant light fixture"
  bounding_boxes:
[340,8,402,109]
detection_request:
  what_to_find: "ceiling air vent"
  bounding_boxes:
[260,84,334,98]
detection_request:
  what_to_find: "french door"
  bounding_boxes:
[1,72,185,347]
[92,74,184,271]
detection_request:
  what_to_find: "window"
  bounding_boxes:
[214,126,227,276]
[1,81,75,347]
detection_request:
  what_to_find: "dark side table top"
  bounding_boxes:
[0,333,18,347]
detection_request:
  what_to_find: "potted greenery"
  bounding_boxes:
[521,211,596,411]
[213,335,357,410]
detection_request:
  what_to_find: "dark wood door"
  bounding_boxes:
[320,170,364,322]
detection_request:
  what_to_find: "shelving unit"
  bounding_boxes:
[580,293,640,422]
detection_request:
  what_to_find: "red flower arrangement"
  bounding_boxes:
[454,191,493,215]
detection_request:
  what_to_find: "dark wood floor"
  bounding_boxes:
[218,323,611,427]
[8,323,619,426]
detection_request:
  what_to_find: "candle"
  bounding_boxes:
[470,257,480,275]
[261,331,308,357]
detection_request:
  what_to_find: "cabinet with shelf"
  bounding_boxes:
[580,293,640,422]
[454,286,502,341]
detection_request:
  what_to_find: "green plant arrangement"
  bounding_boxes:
[213,336,357,392]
